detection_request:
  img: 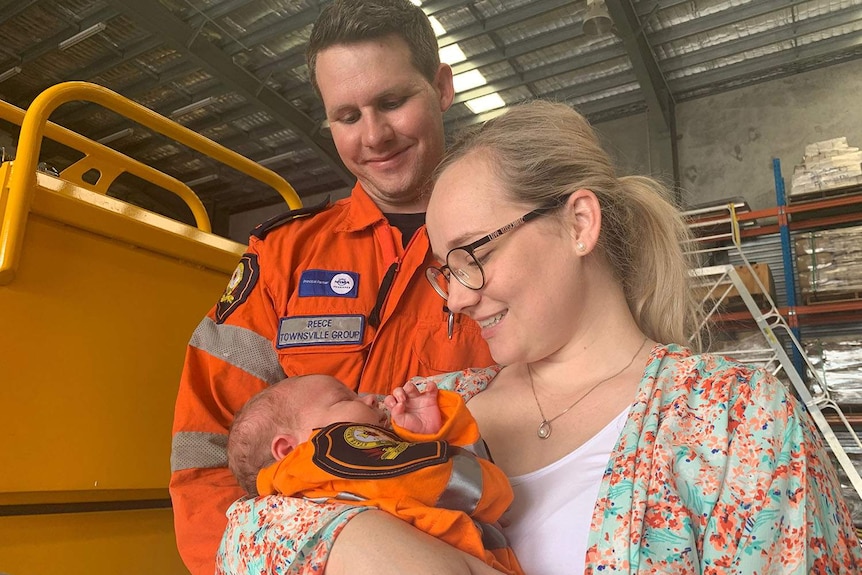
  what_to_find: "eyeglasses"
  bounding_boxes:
[425,205,557,300]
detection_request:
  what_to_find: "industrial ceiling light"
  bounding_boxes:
[258,151,296,167]
[58,22,107,51]
[171,96,216,117]
[185,174,219,187]
[583,0,614,37]
[0,66,21,83]
[97,128,134,145]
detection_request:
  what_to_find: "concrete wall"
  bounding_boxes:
[596,57,862,211]
[595,112,653,178]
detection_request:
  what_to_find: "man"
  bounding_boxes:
[169,1,494,573]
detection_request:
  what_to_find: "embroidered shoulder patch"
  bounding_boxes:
[215,253,259,324]
[311,422,449,479]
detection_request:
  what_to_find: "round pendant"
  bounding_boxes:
[537,420,552,439]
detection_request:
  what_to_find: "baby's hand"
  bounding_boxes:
[384,381,442,435]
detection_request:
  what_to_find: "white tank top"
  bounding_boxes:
[503,407,630,574]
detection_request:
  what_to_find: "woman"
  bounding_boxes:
[220,101,861,574]
[418,100,861,573]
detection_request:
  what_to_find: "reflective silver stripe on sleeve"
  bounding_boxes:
[476,521,509,550]
[190,316,286,384]
[460,438,490,460]
[435,446,483,515]
[334,492,368,502]
[171,431,228,472]
[174,320,284,473]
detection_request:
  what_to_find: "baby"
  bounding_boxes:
[226,374,522,575]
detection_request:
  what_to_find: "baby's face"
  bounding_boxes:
[299,376,388,432]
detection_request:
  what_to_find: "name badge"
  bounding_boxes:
[277,315,365,348]
[299,270,359,298]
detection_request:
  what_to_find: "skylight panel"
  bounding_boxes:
[453,69,487,92]
[465,93,505,114]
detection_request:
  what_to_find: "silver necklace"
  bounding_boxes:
[529,336,649,439]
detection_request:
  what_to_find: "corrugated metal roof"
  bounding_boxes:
[0,0,860,229]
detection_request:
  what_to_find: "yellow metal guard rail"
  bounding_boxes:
[0,100,214,232]
[0,81,302,285]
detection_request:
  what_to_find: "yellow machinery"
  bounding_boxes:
[0,82,301,574]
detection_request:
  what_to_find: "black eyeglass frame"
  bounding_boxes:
[425,204,559,299]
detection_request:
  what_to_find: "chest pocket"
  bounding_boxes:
[275,294,373,383]
[411,318,492,374]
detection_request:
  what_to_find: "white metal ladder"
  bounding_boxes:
[686,203,862,501]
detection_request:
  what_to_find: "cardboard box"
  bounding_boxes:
[693,262,775,304]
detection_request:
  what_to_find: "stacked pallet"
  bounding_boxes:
[805,336,862,405]
[795,224,862,303]
[790,137,862,198]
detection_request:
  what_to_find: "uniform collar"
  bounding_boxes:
[334,183,432,265]
[335,182,389,233]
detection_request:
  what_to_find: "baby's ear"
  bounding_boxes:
[271,433,299,460]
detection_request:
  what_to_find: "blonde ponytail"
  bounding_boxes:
[612,176,703,348]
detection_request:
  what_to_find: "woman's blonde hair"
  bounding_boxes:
[437,100,702,348]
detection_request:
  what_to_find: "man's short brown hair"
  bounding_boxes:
[306,0,440,98]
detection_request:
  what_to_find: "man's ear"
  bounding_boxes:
[271,433,299,461]
[434,63,455,112]
[565,188,602,253]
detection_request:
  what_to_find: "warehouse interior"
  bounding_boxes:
[0,1,859,231]
[2,0,862,571]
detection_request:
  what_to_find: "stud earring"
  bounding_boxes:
[576,241,586,252]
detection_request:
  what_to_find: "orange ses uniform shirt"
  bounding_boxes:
[169,184,493,575]
[258,390,523,575]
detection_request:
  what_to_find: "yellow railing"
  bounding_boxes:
[0,81,302,285]
[0,101,214,232]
